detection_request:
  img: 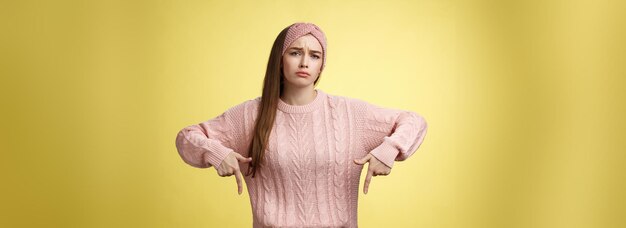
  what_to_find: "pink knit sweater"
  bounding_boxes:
[175,89,428,228]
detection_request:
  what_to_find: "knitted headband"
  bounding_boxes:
[281,22,327,72]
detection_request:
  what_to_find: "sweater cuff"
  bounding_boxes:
[203,143,235,168]
[369,139,400,168]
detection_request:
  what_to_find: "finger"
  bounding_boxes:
[364,170,373,194]
[216,167,227,177]
[235,168,243,195]
[235,153,253,163]
[353,154,371,165]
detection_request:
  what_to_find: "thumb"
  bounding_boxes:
[235,153,253,163]
[353,154,371,165]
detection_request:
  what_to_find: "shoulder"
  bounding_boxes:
[235,96,262,109]
[329,93,372,109]
[323,93,375,117]
[323,91,363,105]
[223,96,261,117]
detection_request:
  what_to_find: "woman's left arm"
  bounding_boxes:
[372,112,428,169]
[354,101,428,193]
[360,101,428,168]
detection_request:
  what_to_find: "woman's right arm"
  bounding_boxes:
[175,100,252,169]
[176,99,259,195]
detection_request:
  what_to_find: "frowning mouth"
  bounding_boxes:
[296,71,310,77]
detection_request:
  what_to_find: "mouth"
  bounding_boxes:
[296,71,310,77]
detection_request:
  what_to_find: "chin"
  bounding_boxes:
[284,77,314,88]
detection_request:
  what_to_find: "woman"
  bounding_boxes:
[175,22,428,228]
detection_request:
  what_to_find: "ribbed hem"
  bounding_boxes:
[369,139,400,168]
[277,89,326,113]
[202,143,234,168]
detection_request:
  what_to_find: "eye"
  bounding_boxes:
[290,51,300,56]
[311,55,320,59]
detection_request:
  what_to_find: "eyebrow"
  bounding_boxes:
[288,47,322,54]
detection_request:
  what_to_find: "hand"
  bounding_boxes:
[215,151,252,195]
[353,153,392,194]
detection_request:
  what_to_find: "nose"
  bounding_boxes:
[299,54,308,68]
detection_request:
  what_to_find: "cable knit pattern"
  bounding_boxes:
[175,89,428,227]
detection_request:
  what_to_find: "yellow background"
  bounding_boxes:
[1,0,624,227]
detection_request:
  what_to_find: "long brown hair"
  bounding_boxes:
[244,24,323,178]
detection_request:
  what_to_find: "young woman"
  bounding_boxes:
[175,22,428,228]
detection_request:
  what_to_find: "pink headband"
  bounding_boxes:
[281,22,327,72]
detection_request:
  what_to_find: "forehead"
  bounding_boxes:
[288,34,322,50]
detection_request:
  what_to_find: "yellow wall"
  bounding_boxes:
[1,0,624,227]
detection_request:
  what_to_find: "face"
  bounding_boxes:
[281,34,323,88]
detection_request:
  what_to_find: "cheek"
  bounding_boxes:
[284,59,302,72]
[282,58,294,69]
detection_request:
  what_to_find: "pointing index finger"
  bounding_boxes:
[364,170,373,194]
[235,169,243,195]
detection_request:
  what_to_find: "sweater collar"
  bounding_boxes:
[277,89,326,113]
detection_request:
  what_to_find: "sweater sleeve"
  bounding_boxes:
[175,101,251,169]
[361,101,428,168]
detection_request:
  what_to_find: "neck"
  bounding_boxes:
[280,86,318,106]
